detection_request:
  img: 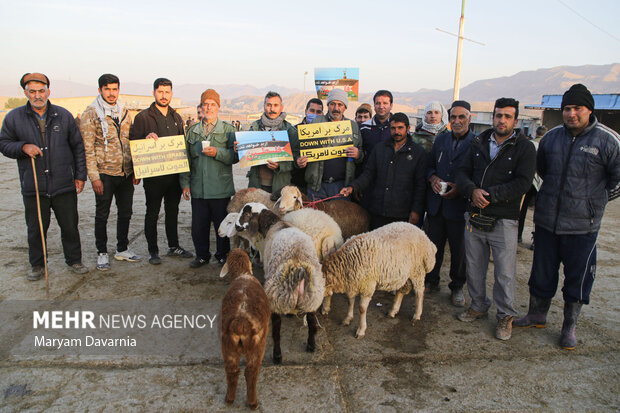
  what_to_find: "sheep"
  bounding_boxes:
[282,208,344,260]
[219,249,271,410]
[227,188,276,214]
[219,212,260,261]
[236,202,325,364]
[276,185,370,239]
[320,222,436,338]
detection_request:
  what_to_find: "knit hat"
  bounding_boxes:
[20,73,49,89]
[561,84,594,111]
[200,89,220,107]
[356,103,373,116]
[450,100,471,112]
[327,88,348,108]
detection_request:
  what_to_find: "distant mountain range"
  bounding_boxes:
[2,63,618,114]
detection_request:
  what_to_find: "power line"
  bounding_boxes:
[557,0,620,43]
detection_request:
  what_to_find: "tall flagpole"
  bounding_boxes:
[453,0,466,101]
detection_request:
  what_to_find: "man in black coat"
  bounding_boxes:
[455,98,536,341]
[340,112,427,229]
[0,73,88,280]
[129,78,193,265]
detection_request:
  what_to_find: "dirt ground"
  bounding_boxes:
[0,154,618,412]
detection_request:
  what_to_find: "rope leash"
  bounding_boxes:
[303,193,344,209]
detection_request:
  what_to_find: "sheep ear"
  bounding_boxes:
[219,262,229,278]
[295,197,303,210]
[274,197,281,207]
[248,213,260,235]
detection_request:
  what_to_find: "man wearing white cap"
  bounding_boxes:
[296,88,363,199]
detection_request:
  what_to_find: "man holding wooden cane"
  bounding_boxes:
[0,73,89,281]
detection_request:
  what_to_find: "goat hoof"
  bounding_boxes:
[248,402,259,410]
[321,309,329,316]
[225,397,234,405]
[387,312,396,318]
[354,331,365,339]
[342,319,352,326]
[273,353,282,364]
[306,343,316,353]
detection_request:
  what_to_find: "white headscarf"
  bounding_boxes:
[421,101,448,135]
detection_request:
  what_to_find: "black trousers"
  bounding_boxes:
[23,191,82,267]
[143,175,182,254]
[95,174,134,254]
[191,197,230,261]
[424,211,466,291]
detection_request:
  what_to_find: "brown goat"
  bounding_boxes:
[220,249,271,410]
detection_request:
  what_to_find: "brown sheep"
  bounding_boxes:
[220,249,271,410]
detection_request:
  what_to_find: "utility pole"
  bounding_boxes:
[453,0,465,101]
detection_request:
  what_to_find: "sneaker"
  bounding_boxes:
[149,254,161,265]
[495,315,514,341]
[114,249,142,262]
[69,262,89,274]
[190,257,209,268]
[215,256,227,266]
[97,253,110,271]
[167,247,194,258]
[451,288,465,307]
[457,307,488,322]
[27,265,44,281]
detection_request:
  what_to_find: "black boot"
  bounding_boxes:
[559,301,582,350]
[514,295,552,328]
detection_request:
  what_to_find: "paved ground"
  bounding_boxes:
[0,154,618,412]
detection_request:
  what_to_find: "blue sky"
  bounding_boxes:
[1,0,619,93]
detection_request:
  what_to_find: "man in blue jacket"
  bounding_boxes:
[515,84,620,350]
[0,73,88,280]
[425,100,475,306]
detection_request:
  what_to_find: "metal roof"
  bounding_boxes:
[525,93,620,110]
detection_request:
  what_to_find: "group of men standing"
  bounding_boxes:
[0,72,618,350]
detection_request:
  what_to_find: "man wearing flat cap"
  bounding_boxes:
[0,73,89,280]
[424,100,475,305]
[515,84,620,350]
[296,88,363,200]
[180,89,237,268]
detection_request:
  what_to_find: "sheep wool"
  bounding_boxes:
[282,208,344,260]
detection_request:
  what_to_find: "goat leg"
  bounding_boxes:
[271,313,282,364]
[306,312,318,352]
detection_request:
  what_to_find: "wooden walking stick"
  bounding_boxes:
[30,157,49,298]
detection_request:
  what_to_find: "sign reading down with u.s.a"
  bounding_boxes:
[297,121,354,162]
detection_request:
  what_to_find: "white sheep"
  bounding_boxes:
[227,188,277,214]
[219,212,263,263]
[282,208,344,260]
[321,222,436,338]
[236,202,325,364]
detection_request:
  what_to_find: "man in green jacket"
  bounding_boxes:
[180,89,237,267]
[246,91,298,194]
[296,89,363,200]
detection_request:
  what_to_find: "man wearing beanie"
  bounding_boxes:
[412,101,449,153]
[515,84,620,350]
[0,73,89,280]
[355,103,373,127]
[296,88,363,199]
[180,89,237,268]
[424,100,475,304]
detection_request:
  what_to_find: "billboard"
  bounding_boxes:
[314,67,359,101]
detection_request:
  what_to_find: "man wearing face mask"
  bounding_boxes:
[412,101,449,153]
[81,74,140,271]
[246,91,299,194]
[296,89,363,200]
[292,98,324,191]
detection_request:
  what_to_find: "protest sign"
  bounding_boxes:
[314,67,359,101]
[297,120,354,162]
[129,135,189,179]
[235,130,294,168]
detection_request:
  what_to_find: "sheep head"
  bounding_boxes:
[219,248,253,280]
[236,203,280,238]
[219,212,240,238]
[275,185,303,214]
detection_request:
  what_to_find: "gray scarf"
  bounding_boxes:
[260,112,287,131]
